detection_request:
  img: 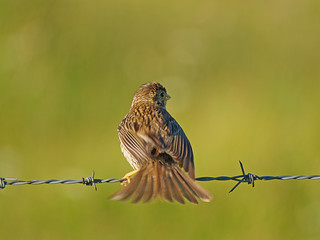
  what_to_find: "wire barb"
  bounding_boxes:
[0,177,6,189]
[228,161,261,193]
[82,170,97,191]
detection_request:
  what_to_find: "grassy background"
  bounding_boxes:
[1,1,320,239]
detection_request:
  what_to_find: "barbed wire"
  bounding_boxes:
[0,161,319,193]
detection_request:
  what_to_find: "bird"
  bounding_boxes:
[110,82,212,204]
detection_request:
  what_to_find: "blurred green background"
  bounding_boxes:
[1,0,320,239]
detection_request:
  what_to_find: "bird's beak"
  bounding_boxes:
[165,93,171,101]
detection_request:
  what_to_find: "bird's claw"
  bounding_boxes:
[121,176,131,186]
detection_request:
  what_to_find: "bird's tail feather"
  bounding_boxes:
[109,161,212,204]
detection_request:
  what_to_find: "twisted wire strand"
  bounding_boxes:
[1,162,319,192]
[195,175,320,181]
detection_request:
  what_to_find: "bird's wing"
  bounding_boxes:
[118,121,151,167]
[118,113,195,179]
[163,117,195,179]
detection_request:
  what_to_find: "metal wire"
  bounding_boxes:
[196,161,320,193]
[0,171,127,191]
[1,161,319,192]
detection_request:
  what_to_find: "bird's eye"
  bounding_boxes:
[160,92,164,98]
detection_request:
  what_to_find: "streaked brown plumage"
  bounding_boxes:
[110,82,212,204]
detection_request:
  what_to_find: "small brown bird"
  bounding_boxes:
[110,82,212,204]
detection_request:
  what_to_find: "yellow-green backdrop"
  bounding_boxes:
[1,1,320,239]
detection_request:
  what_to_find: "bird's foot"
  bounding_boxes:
[121,169,139,186]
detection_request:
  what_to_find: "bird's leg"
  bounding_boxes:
[121,169,139,186]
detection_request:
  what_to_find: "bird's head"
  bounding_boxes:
[132,82,171,108]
